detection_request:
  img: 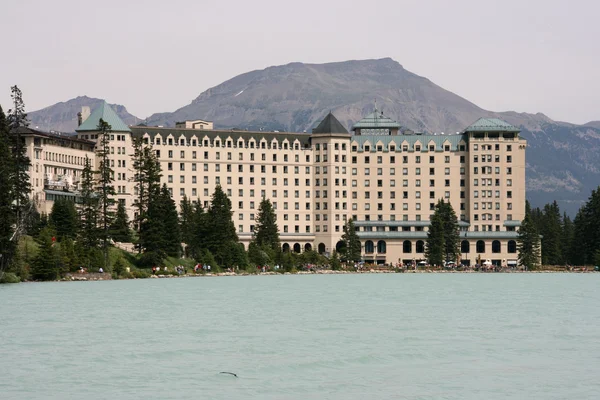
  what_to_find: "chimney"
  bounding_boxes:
[81,106,91,123]
[77,112,82,126]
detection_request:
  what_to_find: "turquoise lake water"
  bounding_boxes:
[1,274,599,399]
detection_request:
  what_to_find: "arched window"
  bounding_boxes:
[304,243,312,252]
[293,243,301,253]
[461,240,470,254]
[403,240,412,253]
[336,240,346,253]
[282,243,290,253]
[377,240,386,254]
[507,240,517,253]
[416,240,425,253]
[492,240,501,253]
[364,240,374,254]
[318,243,326,254]
[476,240,485,253]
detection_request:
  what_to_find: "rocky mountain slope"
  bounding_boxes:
[144,58,556,134]
[27,59,600,215]
[28,96,140,132]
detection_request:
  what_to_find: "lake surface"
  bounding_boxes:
[1,274,599,400]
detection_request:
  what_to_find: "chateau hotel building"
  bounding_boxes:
[21,102,527,267]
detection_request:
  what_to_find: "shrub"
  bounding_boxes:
[0,272,21,284]
[131,269,150,279]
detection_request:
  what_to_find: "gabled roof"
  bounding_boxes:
[352,109,401,130]
[464,118,519,133]
[76,101,131,133]
[312,112,348,134]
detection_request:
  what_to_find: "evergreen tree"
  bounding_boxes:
[540,201,563,265]
[188,201,209,261]
[138,182,167,267]
[330,251,341,270]
[31,227,60,281]
[517,212,541,270]
[440,200,460,264]
[95,118,115,269]
[6,86,32,234]
[23,200,42,237]
[252,198,279,251]
[248,241,271,266]
[561,212,574,265]
[78,156,99,254]
[49,198,78,241]
[571,187,600,265]
[425,202,445,267]
[204,185,238,266]
[159,185,181,257]
[132,138,161,239]
[58,238,78,273]
[0,105,16,274]
[179,196,195,252]
[341,219,361,263]
[110,201,132,243]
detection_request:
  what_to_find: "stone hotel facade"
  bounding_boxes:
[21,102,527,267]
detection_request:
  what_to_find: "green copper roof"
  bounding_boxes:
[464,118,519,133]
[351,133,467,152]
[312,112,348,134]
[352,109,401,130]
[76,101,131,133]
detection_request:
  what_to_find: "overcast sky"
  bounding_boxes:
[1,0,598,123]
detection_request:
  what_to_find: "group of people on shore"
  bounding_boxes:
[194,263,212,272]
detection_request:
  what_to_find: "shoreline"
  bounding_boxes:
[60,268,599,281]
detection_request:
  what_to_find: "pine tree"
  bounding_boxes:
[205,185,239,267]
[0,105,16,275]
[425,201,445,267]
[138,182,167,267]
[6,86,32,235]
[440,200,460,264]
[341,219,361,263]
[252,198,279,251]
[517,212,541,270]
[179,195,195,251]
[95,118,115,269]
[31,227,60,281]
[78,156,99,254]
[188,201,209,261]
[49,198,78,241]
[159,185,181,257]
[540,201,563,265]
[330,251,341,270]
[561,212,574,265]
[571,187,600,265]
[110,201,132,243]
[132,138,161,236]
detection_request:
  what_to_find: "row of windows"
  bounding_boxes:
[147,136,307,150]
[351,155,462,164]
[473,154,512,163]
[159,150,309,163]
[351,144,467,153]
[472,144,513,152]
[44,152,88,166]
[164,163,312,174]
[351,167,457,176]
[473,166,512,175]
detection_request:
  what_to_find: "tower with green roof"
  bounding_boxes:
[76,101,134,220]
